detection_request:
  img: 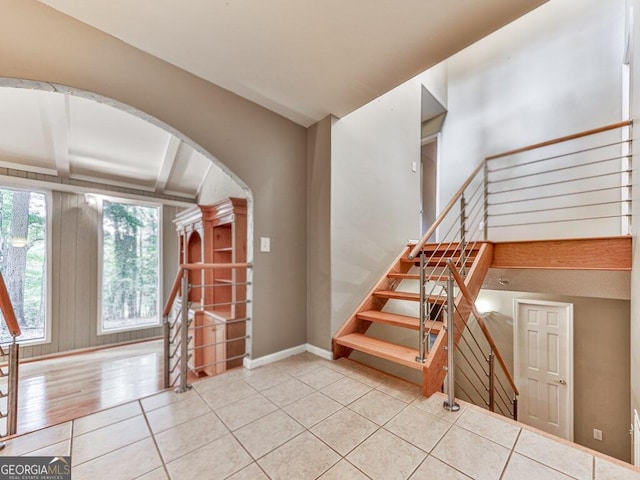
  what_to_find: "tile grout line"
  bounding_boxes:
[138,398,172,480]
[420,405,461,475]
[68,419,74,461]
[498,427,522,480]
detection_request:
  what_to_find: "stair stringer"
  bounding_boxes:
[422,242,494,397]
[332,246,413,360]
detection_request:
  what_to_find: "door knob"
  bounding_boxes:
[554,379,567,385]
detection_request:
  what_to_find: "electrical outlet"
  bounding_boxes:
[593,428,603,441]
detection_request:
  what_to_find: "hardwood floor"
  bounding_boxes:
[13,340,163,435]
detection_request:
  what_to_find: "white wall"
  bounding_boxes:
[327,0,626,340]
[330,83,422,334]
[437,0,625,240]
[198,162,247,205]
[629,0,640,465]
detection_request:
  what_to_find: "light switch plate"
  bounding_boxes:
[260,237,271,253]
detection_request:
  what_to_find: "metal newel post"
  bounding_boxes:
[443,268,460,412]
[488,349,495,412]
[483,162,489,240]
[177,269,191,393]
[163,315,170,389]
[513,397,518,421]
[416,253,426,363]
[7,338,19,436]
[459,194,467,275]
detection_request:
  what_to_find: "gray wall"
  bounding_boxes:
[476,290,631,462]
[306,116,333,349]
[20,191,181,359]
[0,0,308,358]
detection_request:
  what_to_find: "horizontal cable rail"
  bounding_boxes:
[448,261,518,396]
[485,120,632,237]
[163,263,252,317]
[485,121,631,160]
[412,159,486,364]
[446,261,518,419]
[383,120,631,418]
[163,263,253,392]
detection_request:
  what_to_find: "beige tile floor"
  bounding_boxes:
[3,352,640,480]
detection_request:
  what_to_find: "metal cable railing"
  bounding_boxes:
[0,272,20,437]
[444,260,519,419]
[163,263,253,392]
[485,121,632,237]
[411,162,487,364]
[406,123,632,416]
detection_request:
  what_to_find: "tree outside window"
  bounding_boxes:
[101,200,160,333]
[0,188,47,344]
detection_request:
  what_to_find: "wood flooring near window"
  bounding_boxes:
[14,340,163,435]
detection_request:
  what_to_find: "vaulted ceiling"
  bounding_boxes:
[35,0,547,127]
[0,88,212,199]
[3,1,548,197]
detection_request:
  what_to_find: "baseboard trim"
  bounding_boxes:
[305,343,332,360]
[243,343,333,369]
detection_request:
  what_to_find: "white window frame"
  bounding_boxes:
[0,184,52,347]
[97,195,163,336]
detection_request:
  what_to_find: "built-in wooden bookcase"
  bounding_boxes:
[174,197,247,375]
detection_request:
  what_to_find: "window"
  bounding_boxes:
[0,187,48,344]
[100,199,161,334]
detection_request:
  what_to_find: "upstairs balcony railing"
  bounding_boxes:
[407,120,631,417]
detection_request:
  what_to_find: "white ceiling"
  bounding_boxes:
[0,88,213,199]
[35,0,547,127]
[2,1,548,196]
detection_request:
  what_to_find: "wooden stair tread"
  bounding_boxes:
[357,310,443,332]
[373,290,445,303]
[335,333,423,370]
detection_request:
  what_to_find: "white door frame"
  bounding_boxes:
[420,133,440,238]
[513,299,574,441]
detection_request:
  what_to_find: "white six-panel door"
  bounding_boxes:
[514,300,573,440]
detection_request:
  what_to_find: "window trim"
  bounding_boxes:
[97,195,163,336]
[0,184,52,347]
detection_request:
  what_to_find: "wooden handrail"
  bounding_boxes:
[408,160,485,260]
[162,262,252,317]
[447,261,519,396]
[486,120,632,161]
[0,272,21,338]
[409,120,632,261]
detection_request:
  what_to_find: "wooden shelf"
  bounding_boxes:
[174,197,247,375]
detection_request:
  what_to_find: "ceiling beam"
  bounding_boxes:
[39,92,71,180]
[155,135,181,194]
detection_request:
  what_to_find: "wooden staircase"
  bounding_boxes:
[332,241,494,396]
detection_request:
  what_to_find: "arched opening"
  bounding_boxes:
[0,78,253,433]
